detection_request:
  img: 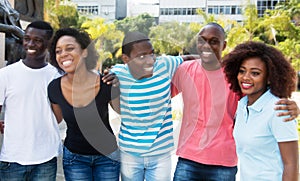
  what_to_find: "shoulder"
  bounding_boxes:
[48,77,61,91]
[176,59,202,72]
[157,55,183,63]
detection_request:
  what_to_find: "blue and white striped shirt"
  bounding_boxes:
[111,55,183,156]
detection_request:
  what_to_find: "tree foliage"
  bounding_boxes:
[114,13,156,36]
[81,18,124,71]
[44,1,300,73]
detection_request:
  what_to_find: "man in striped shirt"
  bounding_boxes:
[110,31,184,181]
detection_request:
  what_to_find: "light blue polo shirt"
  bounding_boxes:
[234,89,298,181]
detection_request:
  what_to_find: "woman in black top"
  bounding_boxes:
[48,28,120,181]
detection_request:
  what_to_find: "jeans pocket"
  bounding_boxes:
[107,149,120,164]
[63,147,78,166]
[0,161,10,170]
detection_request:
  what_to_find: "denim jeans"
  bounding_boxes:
[0,157,57,181]
[120,150,172,181]
[63,146,120,181]
[173,157,237,181]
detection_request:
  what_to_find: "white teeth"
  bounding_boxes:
[27,49,36,53]
[144,67,153,71]
[62,60,72,66]
[242,83,252,87]
[202,52,212,55]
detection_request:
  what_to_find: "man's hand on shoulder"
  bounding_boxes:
[275,99,300,122]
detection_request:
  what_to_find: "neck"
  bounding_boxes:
[65,67,94,84]
[201,61,221,71]
[22,55,48,69]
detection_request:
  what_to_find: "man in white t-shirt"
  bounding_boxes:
[0,21,61,181]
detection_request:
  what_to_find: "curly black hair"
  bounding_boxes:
[49,28,99,73]
[222,41,296,98]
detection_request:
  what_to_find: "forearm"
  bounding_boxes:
[282,164,299,181]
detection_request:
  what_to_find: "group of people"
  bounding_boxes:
[0,20,299,181]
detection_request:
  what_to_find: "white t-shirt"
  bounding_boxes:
[0,60,62,165]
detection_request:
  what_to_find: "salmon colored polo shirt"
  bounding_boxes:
[171,60,239,166]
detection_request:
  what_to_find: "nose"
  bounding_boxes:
[57,49,68,57]
[27,39,35,47]
[146,55,155,65]
[242,72,251,80]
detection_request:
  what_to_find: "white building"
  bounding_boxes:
[159,0,284,23]
[127,0,159,17]
[70,0,285,23]
[71,0,116,21]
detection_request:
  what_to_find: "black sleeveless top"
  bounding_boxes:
[48,74,118,155]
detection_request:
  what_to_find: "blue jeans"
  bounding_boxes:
[63,146,120,181]
[120,150,172,181]
[173,157,237,181]
[0,157,57,181]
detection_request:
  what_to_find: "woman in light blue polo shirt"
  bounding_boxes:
[222,41,299,181]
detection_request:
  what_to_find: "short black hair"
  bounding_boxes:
[206,22,225,35]
[122,31,150,56]
[26,21,53,40]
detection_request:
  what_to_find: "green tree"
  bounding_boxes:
[44,0,60,30]
[81,18,124,71]
[115,13,156,36]
[55,4,79,28]
[44,0,80,30]
[149,21,194,55]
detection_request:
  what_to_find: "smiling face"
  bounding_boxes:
[197,25,226,70]
[23,27,49,60]
[237,57,269,105]
[55,35,87,73]
[122,40,155,79]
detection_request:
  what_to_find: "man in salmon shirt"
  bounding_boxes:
[171,22,299,180]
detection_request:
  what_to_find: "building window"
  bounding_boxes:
[169,8,174,15]
[174,8,179,15]
[219,6,225,14]
[78,6,99,15]
[182,8,187,15]
[213,6,218,14]
[192,8,197,15]
[225,6,231,14]
[187,8,192,15]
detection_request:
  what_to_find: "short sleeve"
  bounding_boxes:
[270,114,298,142]
[158,56,183,78]
[47,79,59,104]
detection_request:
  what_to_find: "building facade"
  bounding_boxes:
[71,0,116,21]
[71,0,285,23]
[159,0,285,23]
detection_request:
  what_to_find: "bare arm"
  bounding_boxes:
[275,99,300,122]
[51,103,63,124]
[278,141,299,181]
[181,54,200,61]
[110,96,120,114]
[110,84,121,114]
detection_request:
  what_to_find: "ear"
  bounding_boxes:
[121,54,130,64]
[222,40,227,51]
[82,49,88,58]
